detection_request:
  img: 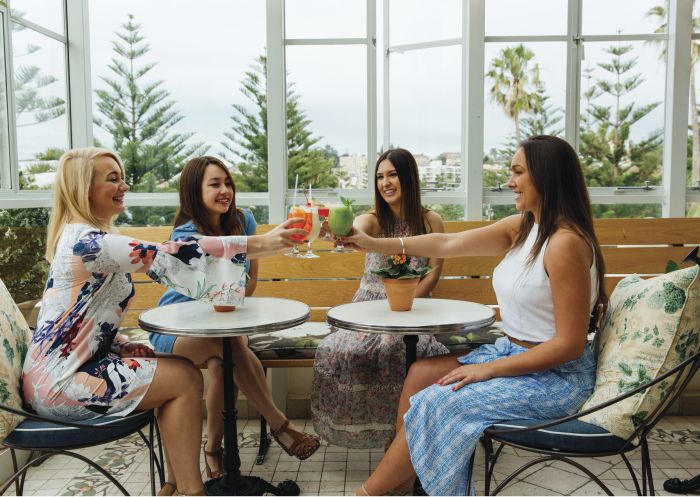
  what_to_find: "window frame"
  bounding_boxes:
[0,0,697,220]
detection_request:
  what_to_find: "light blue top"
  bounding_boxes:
[157,209,257,307]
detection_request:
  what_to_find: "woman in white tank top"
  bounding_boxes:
[343,135,607,496]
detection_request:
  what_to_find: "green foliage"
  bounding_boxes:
[0,209,49,302]
[486,44,541,144]
[222,54,340,192]
[93,15,208,190]
[579,43,661,188]
[371,255,433,280]
[339,196,356,209]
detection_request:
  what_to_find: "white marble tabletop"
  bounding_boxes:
[138,297,310,337]
[326,298,495,335]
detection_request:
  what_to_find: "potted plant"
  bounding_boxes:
[371,254,432,311]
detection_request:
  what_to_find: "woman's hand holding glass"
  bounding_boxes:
[337,225,374,253]
[263,217,307,254]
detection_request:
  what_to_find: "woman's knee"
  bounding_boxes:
[178,360,204,395]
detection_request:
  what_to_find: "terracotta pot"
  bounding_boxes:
[382,277,420,311]
[213,305,236,312]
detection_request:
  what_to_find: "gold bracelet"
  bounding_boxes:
[399,237,405,255]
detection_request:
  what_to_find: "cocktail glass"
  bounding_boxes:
[301,205,321,259]
[328,203,354,253]
[286,205,307,258]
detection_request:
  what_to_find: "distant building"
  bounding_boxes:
[417,153,461,189]
[339,154,368,188]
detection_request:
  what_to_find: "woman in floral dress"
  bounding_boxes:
[21,148,305,496]
[311,148,446,449]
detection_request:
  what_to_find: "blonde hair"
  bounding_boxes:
[45,148,124,262]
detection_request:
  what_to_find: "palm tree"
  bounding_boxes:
[647,4,700,183]
[486,44,541,143]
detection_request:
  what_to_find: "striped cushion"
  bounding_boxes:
[3,410,153,450]
[488,418,629,453]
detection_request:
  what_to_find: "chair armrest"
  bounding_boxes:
[485,349,700,436]
[0,403,151,430]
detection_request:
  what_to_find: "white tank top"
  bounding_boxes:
[492,225,598,343]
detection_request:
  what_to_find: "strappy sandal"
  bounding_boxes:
[158,482,177,496]
[202,444,224,479]
[270,419,321,460]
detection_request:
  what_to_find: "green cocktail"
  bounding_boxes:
[328,201,354,253]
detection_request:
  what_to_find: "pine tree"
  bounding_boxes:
[579,42,661,187]
[222,54,340,192]
[93,15,207,191]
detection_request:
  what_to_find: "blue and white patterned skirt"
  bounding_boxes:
[404,337,597,496]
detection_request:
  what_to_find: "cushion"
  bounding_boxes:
[3,410,153,450]
[124,321,499,360]
[580,266,700,439]
[488,418,630,453]
[0,278,33,443]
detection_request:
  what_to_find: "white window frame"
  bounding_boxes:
[0,0,697,220]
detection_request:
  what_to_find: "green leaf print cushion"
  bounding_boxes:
[0,278,33,442]
[580,265,700,439]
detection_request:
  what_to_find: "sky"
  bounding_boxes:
[8,0,689,167]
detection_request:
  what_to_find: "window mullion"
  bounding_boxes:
[366,0,376,200]
[565,0,582,151]
[662,0,693,217]
[3,3,17,191]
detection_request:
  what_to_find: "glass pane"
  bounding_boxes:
[483,42,566,172]
[485,0,566,37]
[390,45,461,190]
[9,0,64,35]
[579,41,665,187]
[12,23,68,190]
[0,208,50,302]
[689,37,700,186]
[0,15,10,189]
[286,45,366,189]
[286,0,365,39]
[426,203,464,221]
[592,203,661,218]
[89,1,266,192]
[583,0,665,35]
[695,0,700,33]
[388,0,460,46]
[115,206,177,227]
[688,202,700,216]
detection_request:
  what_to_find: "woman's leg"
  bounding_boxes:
[355,353,463,496]
[136,357,204,495]
[173,336,306,458]
[395,351,464,432]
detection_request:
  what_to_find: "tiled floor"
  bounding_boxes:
[6,416,700,496]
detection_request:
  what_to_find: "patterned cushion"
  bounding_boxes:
[580,266,700,439]
[122,322,501,360]
[0,279,33,442]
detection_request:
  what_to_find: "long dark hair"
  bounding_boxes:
[373,148,428,236]
[511,135,607,313]
[172,156,244,236]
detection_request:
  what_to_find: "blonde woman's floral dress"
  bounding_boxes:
[21,223,247,420]
[311,219,448,448]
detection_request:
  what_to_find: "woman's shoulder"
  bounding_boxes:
[171,220,198,239]
[546,226,592,260]
[422,209,444,233]
[355,212,380,237]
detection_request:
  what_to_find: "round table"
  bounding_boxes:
[326,298,495,373]
[138,297,309,496]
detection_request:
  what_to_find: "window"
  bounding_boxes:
[12,19,68,190]
[0,14,10,189]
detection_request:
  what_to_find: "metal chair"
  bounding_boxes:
[0,403,165,496]
[477,349,700,496]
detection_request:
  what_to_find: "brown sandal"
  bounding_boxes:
[202,444,224,479]
[158,482,177,496]
[270,419,321,460]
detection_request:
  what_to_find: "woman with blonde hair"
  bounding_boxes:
[22,148,306,496]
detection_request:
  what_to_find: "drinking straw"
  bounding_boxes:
[292,174,299,207]
[309,184,313,205]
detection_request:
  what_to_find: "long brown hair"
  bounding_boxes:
[511,135,607,314]
[373,148,428,236]
[172,156,244,236]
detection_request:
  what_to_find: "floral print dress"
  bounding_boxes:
[21,224,247,420]
[311,219,449,449]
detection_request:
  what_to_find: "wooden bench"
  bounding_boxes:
[121,218,700,328]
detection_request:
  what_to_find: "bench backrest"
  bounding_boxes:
[120,218,700,326]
